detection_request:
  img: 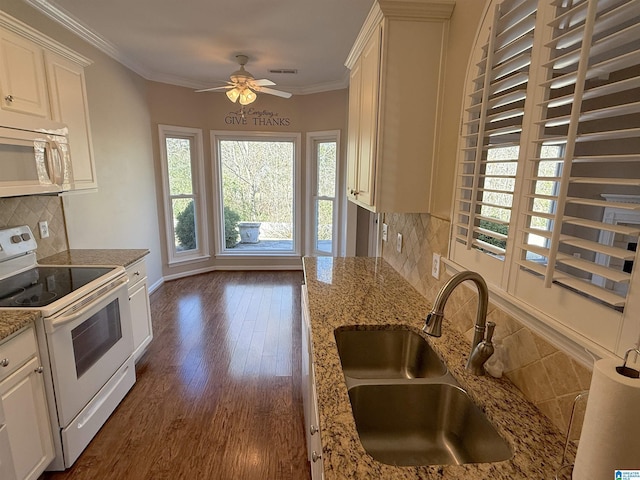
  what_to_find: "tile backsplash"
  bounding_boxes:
[381,212,591,438]
[0,195,69,259]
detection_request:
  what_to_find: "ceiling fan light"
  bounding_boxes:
[239,88,257,105]
[226,88,240,103]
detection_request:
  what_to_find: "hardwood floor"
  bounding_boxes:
[44,270,311,480]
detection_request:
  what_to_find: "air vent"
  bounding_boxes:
[268,69,298,74]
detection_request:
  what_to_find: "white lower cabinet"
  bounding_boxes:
[0,327,54,480]
[0,423,15,479]
[127,258,153,362]
[301,286,324,480]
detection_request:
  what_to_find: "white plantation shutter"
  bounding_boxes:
[452,0,537,284]
[452,0,640,357]
[517,0,640,312]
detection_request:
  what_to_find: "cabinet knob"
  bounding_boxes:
[35,366,44,374]
[1,358,9,367]
[134,271,140,276]
[4,94,13,103]
[310,424,319,435]
[312,451,322,463]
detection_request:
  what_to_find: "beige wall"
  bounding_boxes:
[2,1,163,288]
[147,82,349,278]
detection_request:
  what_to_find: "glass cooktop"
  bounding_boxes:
[0,266,115,308]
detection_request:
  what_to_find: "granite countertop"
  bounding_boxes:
[303,256,566,480]
[0,310,40,343]
[1,249,150,342]
[40,248,149,268]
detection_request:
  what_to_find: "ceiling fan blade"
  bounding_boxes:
[259,87,292,98]
[195,85,234,92]
[253,79,276,87]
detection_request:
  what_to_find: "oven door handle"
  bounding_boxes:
[47,277,129,331]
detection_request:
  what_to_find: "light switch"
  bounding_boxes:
[396,233,403,253]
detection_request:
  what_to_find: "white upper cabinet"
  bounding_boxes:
[0,29,49,118]
[345,0,455,213]
[0,11,97,193]
[347,27,381,208]
[45,52,97,191]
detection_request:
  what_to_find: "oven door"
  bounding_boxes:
[44,278,133,427]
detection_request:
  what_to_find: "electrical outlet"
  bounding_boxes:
[382,223,388,242]
[432,253,441,279]
[396,233,403,253]
[38,221,49,239]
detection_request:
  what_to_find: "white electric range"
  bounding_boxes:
[0,225,135,470]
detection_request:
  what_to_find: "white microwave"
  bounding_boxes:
[0,114,73,197]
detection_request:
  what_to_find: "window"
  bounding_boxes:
[212,132,301,256]
[307,131,341,256]
[159,125,208,264]
[452,0,640,358]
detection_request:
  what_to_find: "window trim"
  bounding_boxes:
[158,125,209,265]
[306,130,342,256]
[211,130,302,257]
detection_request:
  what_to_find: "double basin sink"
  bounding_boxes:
[334,327,513,467]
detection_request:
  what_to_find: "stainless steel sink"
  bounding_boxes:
[334,328,447,379]
[347,383,513,466]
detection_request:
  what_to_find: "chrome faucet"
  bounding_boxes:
[423,271,495,375]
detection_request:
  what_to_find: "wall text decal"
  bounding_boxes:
[224,108,292,127]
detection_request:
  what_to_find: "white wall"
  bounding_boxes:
[2,1,163,288]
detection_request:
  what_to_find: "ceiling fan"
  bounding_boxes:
[196,55,292,105]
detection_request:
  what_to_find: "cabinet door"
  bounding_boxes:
[308,368,324,479]
[300,287,313,459]
[0,30,49,117]
[346,60,362,201]
[45,52,97,191]
[301,287,324,479]
[129,279,153,362]
[0,357,54,480]
[354,27,381,208]
[0,424,17,480]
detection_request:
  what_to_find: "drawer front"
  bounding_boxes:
[126,260,147,288]
[0,327,37,382]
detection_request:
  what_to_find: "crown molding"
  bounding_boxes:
[345,2,384,69]
[291,76,349,95]
[377,0,455,20]
[23,0,151,78]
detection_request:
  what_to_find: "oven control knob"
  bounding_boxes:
[1,358,9,368]
[21,232,31,241]
[10,235,21,244]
